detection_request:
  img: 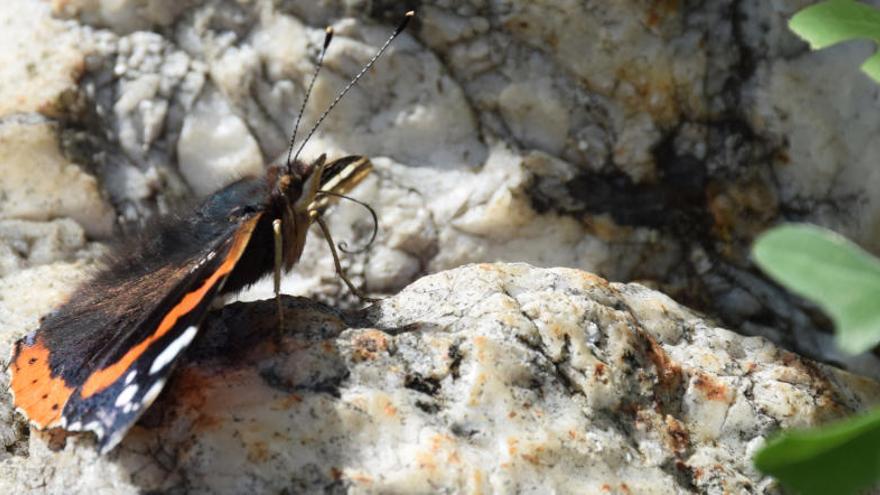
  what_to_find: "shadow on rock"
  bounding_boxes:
[114,296,377,493]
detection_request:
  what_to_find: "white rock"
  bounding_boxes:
[499,78,570,155]
[54,0,196,34]
[177,92,264,196]
[364,245,420,293]
[0,119,115,238]
[751,42,880,249]
[2,264,877,493]
[0,0,86,117]
[0,219,92,275]
[0,260,93,348]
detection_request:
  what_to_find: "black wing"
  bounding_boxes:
[10,206,263,453]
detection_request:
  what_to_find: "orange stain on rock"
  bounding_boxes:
[278,394,302,409]
[473,336,488,362]
[168,367,225,432]
[507,437,519,456]
[430,434,445,452]
[349,472,373,484]
[645,0,681,27]
[247,440,271,463]
[416,451,438,472]
[351,330,389,361]
[693,372,729,402]
[664,415,690,454]
[472,469,484,494]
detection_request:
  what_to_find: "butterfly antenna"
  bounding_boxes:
[286,26,334,172]
[292,10,414,164]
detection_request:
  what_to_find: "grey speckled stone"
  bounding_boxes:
[1,263,878,494]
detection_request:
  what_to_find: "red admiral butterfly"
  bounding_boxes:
[8,11,413,454]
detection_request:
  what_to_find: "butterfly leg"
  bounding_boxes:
[272,219,285,334]
[314,216,377,303]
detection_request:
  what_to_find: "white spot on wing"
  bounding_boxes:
[101,429,127,455]
[125,370,136,385]
[84,421,105,439]
[141,379,166,408]
[191,251,218,273]
[149,326,198,375]
[115,384,139,407]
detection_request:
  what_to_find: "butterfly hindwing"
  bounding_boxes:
[10,213,261,452]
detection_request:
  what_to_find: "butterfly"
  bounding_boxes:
[7,11,413,454]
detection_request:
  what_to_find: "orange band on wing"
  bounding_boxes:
[79,215,261,398]
[10,338,75,428]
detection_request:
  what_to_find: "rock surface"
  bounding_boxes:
[3,1,880,492]
[0,0,85,117]
[0,0,875,372]
[0,118,115,238]
[1,263,878,494]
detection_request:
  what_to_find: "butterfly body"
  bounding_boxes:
[8,155,370,453]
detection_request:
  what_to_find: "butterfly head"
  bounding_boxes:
[271,153,371,269]
[279,154,372,218]
[282,153,328,217]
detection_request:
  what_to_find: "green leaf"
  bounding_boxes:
[862,49,880,82]
[753,406,880,495]
[789,0,880,83]
[753,224,880,354]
